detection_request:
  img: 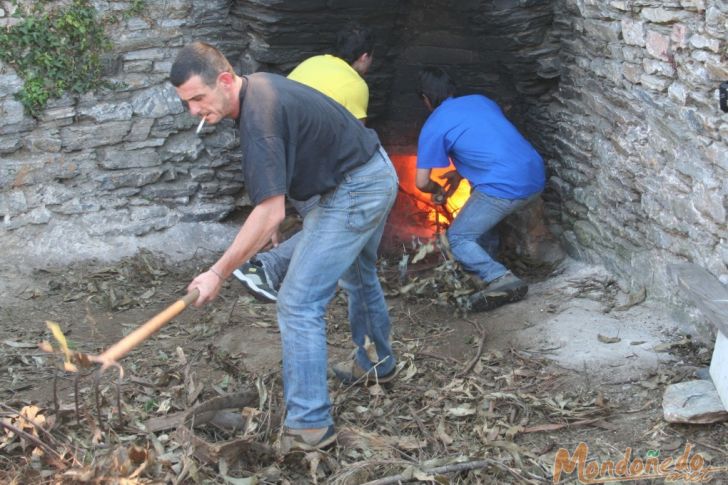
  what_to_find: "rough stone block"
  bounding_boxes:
[668,81,688,104]
[190,168,216,182]
[159,133,204,163]
[1,99,26,126]
[646,30,670,60]
[663,380,728,423]
[0,73,23,97]
[0,134,22,154]
[0,190,27,216]
[141,182,200,200]
[124,60,154,73]
[671,23,689,48]
[704,142,728,171]
[705,61,728,80]
[642,7,691,24]
[690,33,721,52]
[61,121,132,151]
[178,200,235,222]
[621,19,645,46]
[146,0,190,19]
[56,198,102,215]
[640,73,671,92]
[96,168,164,190]
[124,48,167,61]
[125,119,155,143]
[98,147,161,170]
[125,17,151,31]
[78,102,133,123]
[131,85,185,118]
[622,63,642,83]
[643,58,675,77]
[5,206,52,230]
[27,184,75,207]
[693,188,726,224]
[25,129,62,153]
[39,106,76,123]
[583,19,621,43]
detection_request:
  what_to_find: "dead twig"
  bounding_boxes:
[397,185,453,224]
[457,318,487,377]
[671,430,728,456]
[0,419,64,461]
[521,418,604,433]
[455,319,485,377]
[360,458,545,485]
[406,404,440,452]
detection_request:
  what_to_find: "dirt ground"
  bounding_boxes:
[1,248,727,484]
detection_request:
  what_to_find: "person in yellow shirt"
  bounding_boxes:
[287,22,373,121]
[234,22,375,302]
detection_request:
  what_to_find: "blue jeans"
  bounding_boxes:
[447,190,539,283]
[255,196,318,289]
[277,147,398,429]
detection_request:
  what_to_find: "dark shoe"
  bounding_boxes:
[233,260,277,303]
[468,272,528,312]
[281,425,337,451]
[333,359,397,385]
[486,271,527,294]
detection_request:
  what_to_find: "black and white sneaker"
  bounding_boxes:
[233,260,278,303]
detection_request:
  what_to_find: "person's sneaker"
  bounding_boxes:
[233,260,277,303]
[485,271,527,295]
[333,359,397,385]
[468,271,528,312]
[281,425,337,452]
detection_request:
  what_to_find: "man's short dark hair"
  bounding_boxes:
[170,42,234,88]
[335,22,375,64]
[418,67,457,109]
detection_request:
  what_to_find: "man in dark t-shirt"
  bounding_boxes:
[169,42,398,451]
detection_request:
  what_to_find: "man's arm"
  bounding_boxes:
[416,168,446,204]
[188,194,286,306]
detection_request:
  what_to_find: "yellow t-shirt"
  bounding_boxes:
[287,54,369,120]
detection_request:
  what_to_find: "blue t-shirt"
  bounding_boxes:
[417,95,545,200]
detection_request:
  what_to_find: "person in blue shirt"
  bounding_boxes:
[415,67,545,303]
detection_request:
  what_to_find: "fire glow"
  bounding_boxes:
[389,154,471,239]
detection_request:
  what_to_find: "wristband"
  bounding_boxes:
[209,267,224,281]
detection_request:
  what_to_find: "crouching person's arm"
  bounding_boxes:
[416,167,446,205]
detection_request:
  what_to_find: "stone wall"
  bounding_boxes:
[0,0,246,267]
[548,0,728,309]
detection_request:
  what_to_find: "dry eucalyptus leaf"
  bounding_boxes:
[411,242,435,264]
[597,334,621,344]
[3,340,37,349]
[436,419,454,445]
[446,404,477,417]
[653,337,691,352]
[367,384,385,397]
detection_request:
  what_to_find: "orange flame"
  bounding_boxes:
[388,154,471,239]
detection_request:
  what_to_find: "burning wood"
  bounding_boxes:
[389,154,471,239]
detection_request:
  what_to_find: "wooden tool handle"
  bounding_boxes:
[96,289,200,365]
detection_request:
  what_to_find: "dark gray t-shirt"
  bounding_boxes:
[238,72,380,204]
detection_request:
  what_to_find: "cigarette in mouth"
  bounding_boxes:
[195,117,206,135]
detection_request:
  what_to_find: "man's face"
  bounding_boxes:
[175,74,229,124]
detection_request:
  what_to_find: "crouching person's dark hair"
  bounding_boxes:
[418,67,457,109]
